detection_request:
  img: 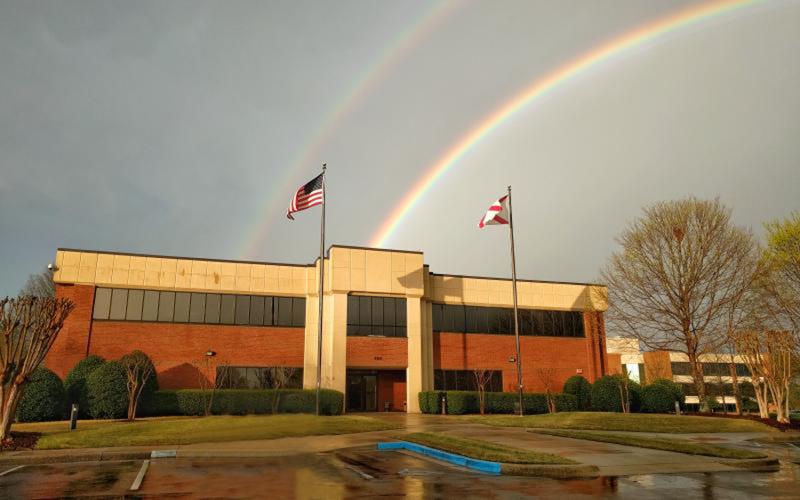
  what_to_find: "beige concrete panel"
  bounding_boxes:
[332,267,350,292]
[130,256,146,271]
[144,270,160,287]
[110,267,129,285]
[96,253,115,270]
[235,275,251,291]
[220,262,236,278]
[406,297,424,413]
[331,247,350,268]
[190,273,205,290]
[55,250,65,273]
[77,265,96,283]
[129,269,145,286]
[325,293,347,395]
[236,263,251,277]
[265,265,279,279]
[176,259,191,278]
[160,258,177,274]
[60,265,79,282]
[351,249,365,269]
[278,266,293,281]
[113,254,131,271]
[204,272,221,290]
[95,265,113,284]
[391,252,405,272]
[251,277,266,293]
[79,252,98,268]
[219,275,235,291]
[364,250,392,293]
[190,260,207,276]
[303,294,320,389]
[145,257,161,272]
[265,278,279,293]
[62,251,81,267]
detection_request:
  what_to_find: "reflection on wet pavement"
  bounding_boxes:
[1,450,798,499]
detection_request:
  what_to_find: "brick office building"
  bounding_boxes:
[47,246,610,413]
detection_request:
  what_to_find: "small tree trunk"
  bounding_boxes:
[729,363,742,415]
[688,353,707,411]
[0,384,22,441]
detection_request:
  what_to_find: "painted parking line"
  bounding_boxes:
[0,465,25,477]
[345,465,374,480]
[130,460,150,491]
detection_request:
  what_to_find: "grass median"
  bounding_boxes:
[530,429,767,459]
[13,414,399,450]
[472,412,776,434]
[399,432,576,465]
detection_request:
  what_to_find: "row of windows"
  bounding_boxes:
[432,304,585,337]
[92,287,306,327]
[434,369,504,392]
[346,296,407,338]
[216,366,304,389]
[670,362,751,377]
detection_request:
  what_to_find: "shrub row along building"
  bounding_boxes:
[47,246,610,413]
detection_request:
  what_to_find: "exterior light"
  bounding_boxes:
[508,356,516,363]
[205,350,216,357]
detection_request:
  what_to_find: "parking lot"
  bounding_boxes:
[1,447,799,499]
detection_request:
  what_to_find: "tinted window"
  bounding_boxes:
[263,297,273,326]
[396,299,406,326]
[277,297,292,326]
[292,298,305,327]
[235,295,251,325]
[142,291,159,321]
[347,295,406,337]
[109,289,128,320]
[250,296,265,325]
[174,292,190,322]
[189,293,205,323]
[93,288,112,320]
[205,294,221,324]
[432,304,443,331]
[157,292,175,322]
[220,294,235,324]
[126,289,144,321]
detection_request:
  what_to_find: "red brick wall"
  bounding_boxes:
[433,312,609,393]
[48,284,95,378]
[346,337,407,369]
[47,285,305,389]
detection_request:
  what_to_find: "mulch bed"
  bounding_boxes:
[685,412,800,432]
[1,431,41,451]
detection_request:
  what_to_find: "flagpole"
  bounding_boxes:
[315,163,327,416]
[507,185,524,416]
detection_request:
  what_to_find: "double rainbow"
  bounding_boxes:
[370,0,763,248]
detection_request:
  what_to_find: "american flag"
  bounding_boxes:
[287,173,324,220]
[478,195,509,228]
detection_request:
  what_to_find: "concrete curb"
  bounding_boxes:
[0,450,150,466]
[377,441,599,478]
[717,457,781,471]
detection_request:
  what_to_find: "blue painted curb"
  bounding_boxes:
[377,441,501,475]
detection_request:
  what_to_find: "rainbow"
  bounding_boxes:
[240,0,464,259]
[370,0,763,248]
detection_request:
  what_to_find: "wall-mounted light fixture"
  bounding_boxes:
[508,356,516,363]
[205,350,216,357]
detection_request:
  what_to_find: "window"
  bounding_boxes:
[173,292,190,323]
[432,303,584,337]
[434,369,502,392]
[93,288,112,320]
[347,295,407,337]
[142,291,159,321]
[90,287,305,327]
[671,362,692,376]
[216,366,303,389]
[189,293,205,323]
[125,289,143,321]
[109,289,128,320]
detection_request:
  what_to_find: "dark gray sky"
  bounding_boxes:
[1,0,798,297]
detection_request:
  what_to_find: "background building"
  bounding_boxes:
[48,246,609,413]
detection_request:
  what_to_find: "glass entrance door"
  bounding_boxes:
[346,372,377,412]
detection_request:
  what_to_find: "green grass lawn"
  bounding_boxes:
[532,429,767,459]
[13,414,399,450]
[471,412,776,434]
[399,432,576,465]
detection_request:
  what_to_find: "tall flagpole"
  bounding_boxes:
[507,185,524,416]
[315,164,327,416]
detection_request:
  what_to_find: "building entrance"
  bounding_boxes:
[346,369,406,412]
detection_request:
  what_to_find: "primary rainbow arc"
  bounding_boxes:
[370,0,763,248]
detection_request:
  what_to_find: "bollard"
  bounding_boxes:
[441,395,447,415]
[70,404,79,430]
[674,401,681,415]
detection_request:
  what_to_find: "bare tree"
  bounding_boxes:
[727,353,743,415]
[19,268,55,298]
[601,198,761,410]
[473,369,494,415]
[193,356,230,416]
[617,374,633,414]
[536,367,557,414]
[0,296,74,440]
[732,330,794,422]
[268,366,298,414]
[120,351,156,421]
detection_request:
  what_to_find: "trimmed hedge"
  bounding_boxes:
[86,361,128,419]
[590,375,641,413]
[417,391,577,415]
[640,379,684,413]
[140,389,344,416]
[16,367,67,422]
[563,375,592,411]
[64,355,105,418]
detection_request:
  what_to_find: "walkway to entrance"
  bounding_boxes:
[346,369,406,412]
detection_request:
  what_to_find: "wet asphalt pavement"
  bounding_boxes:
[1,447,798,499]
